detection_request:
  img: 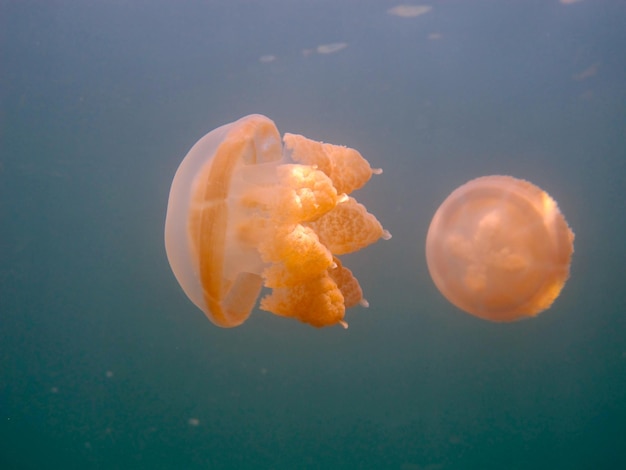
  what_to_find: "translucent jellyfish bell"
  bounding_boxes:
[425,175,574,322]
[164,114,390,328]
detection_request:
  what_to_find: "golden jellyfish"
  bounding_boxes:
[425,175,574,322]
[164,114,390,328]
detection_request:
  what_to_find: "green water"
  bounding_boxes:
[1,1,625,468]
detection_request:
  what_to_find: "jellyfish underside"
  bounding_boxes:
[164,114,389,328]
[425,175,574,322]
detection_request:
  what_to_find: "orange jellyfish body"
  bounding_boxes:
[164,114,390,328]
[425,175,574,322]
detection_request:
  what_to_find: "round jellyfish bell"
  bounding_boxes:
[425,175,574,322]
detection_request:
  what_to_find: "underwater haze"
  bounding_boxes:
[1,1,626,469]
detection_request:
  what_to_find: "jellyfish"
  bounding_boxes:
[164,114,390,328]
[425,175,574,322]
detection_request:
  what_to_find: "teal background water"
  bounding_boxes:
[1,1,625,469]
